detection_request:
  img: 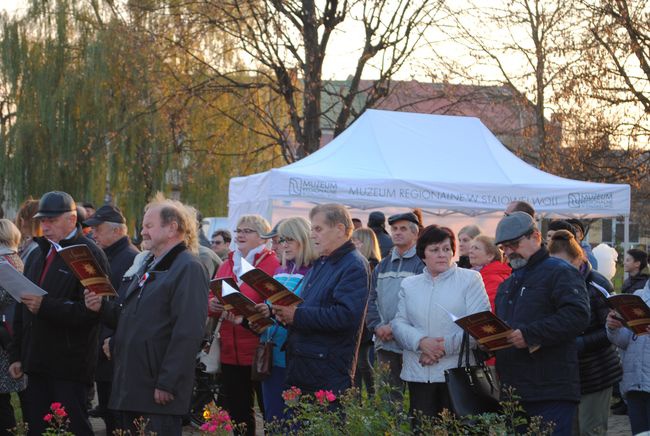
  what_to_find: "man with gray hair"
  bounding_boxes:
[84,205,139,433]
[274,203,370,395]
[366,212,424,398]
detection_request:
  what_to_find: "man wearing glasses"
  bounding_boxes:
[493,212,590,435]
[210,229,231,261]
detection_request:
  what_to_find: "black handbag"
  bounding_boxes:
[444,332,501,417]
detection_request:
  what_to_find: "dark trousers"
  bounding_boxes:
[217,363,264,436]
[377,349,404,401]
[407,381,450,430]
[0,393,16,435]
[115,411,182,436]
[24,374,93,436]
[627,391,650,435]
[354,341,374,396]
[522,400,576,436]
[96,380,116,434]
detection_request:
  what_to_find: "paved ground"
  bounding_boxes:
[90,411,631,435]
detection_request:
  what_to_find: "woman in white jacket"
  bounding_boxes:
[392,224,490,422]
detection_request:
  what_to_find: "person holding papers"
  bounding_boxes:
[210,215,279,436]
[8,191,109,436]
[607,279,650,435]
[548,230,622,436]
[253,217,317,423]
[391,225,489,426]
[0,219,26,433]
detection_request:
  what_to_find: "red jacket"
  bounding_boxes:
[479,260,511,311]
[211,248,280,366]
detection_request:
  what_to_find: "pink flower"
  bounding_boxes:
[208,423,218,432]
[314,390,326,404]
[43,413,53,423]
[54,407,67,417]
[199,422,210,431]
[225,424,233,431]
[282,386,302,402]
[315,389,336,404]
[50,402,62,410]
[325,391,336,402]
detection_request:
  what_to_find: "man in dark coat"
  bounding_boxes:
[274,203,369,395]
[8,191,109,435]
[85,194,208,435]
[84,204,139,433]
[493,212,590,435]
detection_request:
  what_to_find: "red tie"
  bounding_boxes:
[39,248,56,285]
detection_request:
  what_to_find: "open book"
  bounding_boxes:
[56,244,117,297]
[0,261,48,302]
[210,278,273,331]
[591,281,650,336]
[239,259,304,306]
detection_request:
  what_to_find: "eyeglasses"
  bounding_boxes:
[498,233,529,251]
[278,236,295,244]
[234,228,258,235]
[211,240,224,245]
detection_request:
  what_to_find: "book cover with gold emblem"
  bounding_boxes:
[454,310,513,351]
[239,259,303,307]
[212,279,273,331]
[57,245,117,297]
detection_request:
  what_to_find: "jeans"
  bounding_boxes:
[627,390,650,434]
[522,400,576,436]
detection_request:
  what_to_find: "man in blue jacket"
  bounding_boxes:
[494,212,590,435]
[274,203,370,395]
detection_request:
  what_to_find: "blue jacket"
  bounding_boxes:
[286,240,369,394]
[494,247,590,403]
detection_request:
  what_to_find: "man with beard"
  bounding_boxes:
[493,212,590,435]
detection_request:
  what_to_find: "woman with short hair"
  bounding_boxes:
[457,225,481,269]
[392,225,490,425]
[209,215,280,436]
[468,235,510,310]
[549,230,622,436]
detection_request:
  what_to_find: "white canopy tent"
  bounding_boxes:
[228,109,631,243]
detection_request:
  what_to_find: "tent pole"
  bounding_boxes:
[624,215,630,252]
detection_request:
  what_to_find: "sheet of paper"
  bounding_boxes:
[589,281,611,298]
[433,301,459,322]
[0,262,48,302]
[240,258,255,275]
[222,281,238,296]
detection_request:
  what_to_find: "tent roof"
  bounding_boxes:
[229,109,630,218]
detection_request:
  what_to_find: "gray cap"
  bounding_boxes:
[495,211,536,245]
[261,219,285,239]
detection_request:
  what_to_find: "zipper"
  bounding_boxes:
[426,278,434,382]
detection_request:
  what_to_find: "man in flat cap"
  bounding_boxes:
[366,212,424,398]
[8,191,109,435]
[493,212,590,434]
[84,205,139,433]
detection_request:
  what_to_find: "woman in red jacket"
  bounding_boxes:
[209,215,280,435]
[468,235,511,310]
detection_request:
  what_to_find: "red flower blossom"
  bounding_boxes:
[54,407,67,417]
[50,402,62,410]
[43,413,53,423]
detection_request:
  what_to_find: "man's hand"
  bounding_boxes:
[8,362,23,379]
[606,310,624,330]
[419,337,445,361]
[154,388,175,405]
[103,338,112,360]
[507,329,528,349]
[273,305,297,326]
[84,289,102,312]
[375,325,394,342]
[21,295,43,314]
[254,303,271,318]
[208,297,224,315]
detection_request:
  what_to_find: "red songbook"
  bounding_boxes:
[211,279,273,331]
[239,259,303,307]
[57,244,117,297]
[591,281,650,336]
[455,311,513,352]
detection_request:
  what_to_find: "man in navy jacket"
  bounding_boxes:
[494,212,590,435]
[274,203,370,394]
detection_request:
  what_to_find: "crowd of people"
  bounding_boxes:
[0,193,648,435]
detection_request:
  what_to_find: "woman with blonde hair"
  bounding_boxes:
[549,230,622,436]
[468,235,510,310]
[352,227,382,270]
[254,217,317,422]
[209,214,280,435]
[14,199,41,262]
[0,219,26,432]
[457,224,481,268]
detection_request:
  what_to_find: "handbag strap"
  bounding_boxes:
[456,331,471,368]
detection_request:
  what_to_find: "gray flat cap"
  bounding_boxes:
[495,211,536,245]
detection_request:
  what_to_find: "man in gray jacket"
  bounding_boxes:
[366,212,424,395]
[85,194,209,435]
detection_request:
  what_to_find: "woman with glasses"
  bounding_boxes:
[209,215,280,436]
[253,217,317,423]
